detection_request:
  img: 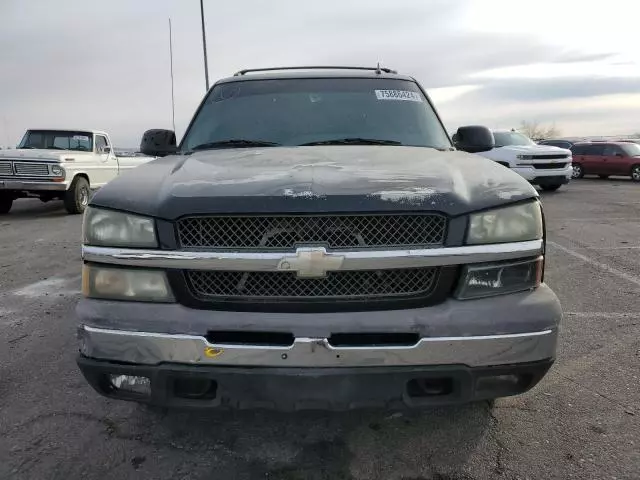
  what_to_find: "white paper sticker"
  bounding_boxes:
[375,90,422,102]
[72,135,89,141]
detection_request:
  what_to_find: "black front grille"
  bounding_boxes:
[531,154,568,160]
[533,163,567,170]
[186,268,439,300]
[177,214,447,250]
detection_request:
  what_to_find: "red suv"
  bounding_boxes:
[570,142,640,181]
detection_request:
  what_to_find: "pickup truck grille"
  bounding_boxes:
[14,163,50,176]
[530,154,568,160]
[177,214,447,250]
[533,163,567,170]
[186,267,439,300]
[0,162,13,176]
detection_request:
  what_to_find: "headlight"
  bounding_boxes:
[83,207,157,247]
[51,165,64,176]
[467,201,543,245]
[82,264,173,302]
[516,154,530,160]
[455,257,543,300]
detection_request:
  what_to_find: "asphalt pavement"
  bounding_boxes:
[0,179,639,480]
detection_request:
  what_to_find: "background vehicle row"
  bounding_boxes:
[570,141,640,181]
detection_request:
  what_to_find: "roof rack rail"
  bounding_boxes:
[233,65,398,76]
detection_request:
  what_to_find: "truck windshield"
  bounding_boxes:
[493,132,535,147]
[181,78,452,152]
[19,130,93,152]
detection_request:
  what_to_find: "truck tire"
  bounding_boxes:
[571,164,584,179]
[541,183,562,192]
[64,176,90,214]
[0,195,13,214]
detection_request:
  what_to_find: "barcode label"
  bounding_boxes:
[375,90,422,102]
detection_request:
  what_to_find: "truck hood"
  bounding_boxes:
[0,148,86,162]
[494,144,571,155]
[91,146,538,219]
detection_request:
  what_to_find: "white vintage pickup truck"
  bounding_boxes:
[0,129,152,214]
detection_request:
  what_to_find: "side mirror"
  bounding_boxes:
[102,146,111,154]
[453,125,495,153]
[140,129,177,157]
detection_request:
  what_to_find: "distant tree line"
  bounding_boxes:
[517,121,561,141]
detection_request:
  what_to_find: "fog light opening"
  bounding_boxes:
[173,378,218,400]
[407,377,454,398]
[476,373,534,396]
[108,374,151,396]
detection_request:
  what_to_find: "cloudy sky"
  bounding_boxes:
[1,0,639,147]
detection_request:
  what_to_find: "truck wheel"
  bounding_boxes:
[632,165,640,182]
[541,183,562,192]
[64,176,90,214]
[571,164,584,179]
[0,195,13,214]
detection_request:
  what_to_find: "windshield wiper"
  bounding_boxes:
[187,139,281,152]
[300,138,402,146]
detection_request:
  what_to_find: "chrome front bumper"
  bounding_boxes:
[78,325,557,368]
[0,179,68,191]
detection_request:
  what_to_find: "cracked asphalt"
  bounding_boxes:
[1,179,639,480]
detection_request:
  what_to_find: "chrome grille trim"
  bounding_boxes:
[177,214,447,250]
[187,268,438,300]
[0,162,13,176]
[82,240,544,271]
[14,162,50,176]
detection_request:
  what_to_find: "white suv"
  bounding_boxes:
[475,131,572,191]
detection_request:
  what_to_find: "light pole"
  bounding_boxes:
[199,0,210,91]
[168,18,176,132]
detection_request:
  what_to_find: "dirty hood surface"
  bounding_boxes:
[91,146,538,219]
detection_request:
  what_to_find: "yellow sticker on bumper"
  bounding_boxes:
[204,346,224,358]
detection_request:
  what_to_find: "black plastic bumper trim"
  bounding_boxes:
[531,176,570,186]
[77,355,553,411]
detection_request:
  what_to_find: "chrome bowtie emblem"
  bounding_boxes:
[277,247,345,278]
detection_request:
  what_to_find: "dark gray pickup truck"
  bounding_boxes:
[76,66,561,410]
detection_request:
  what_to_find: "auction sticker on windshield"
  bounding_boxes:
[375,90,422,102]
